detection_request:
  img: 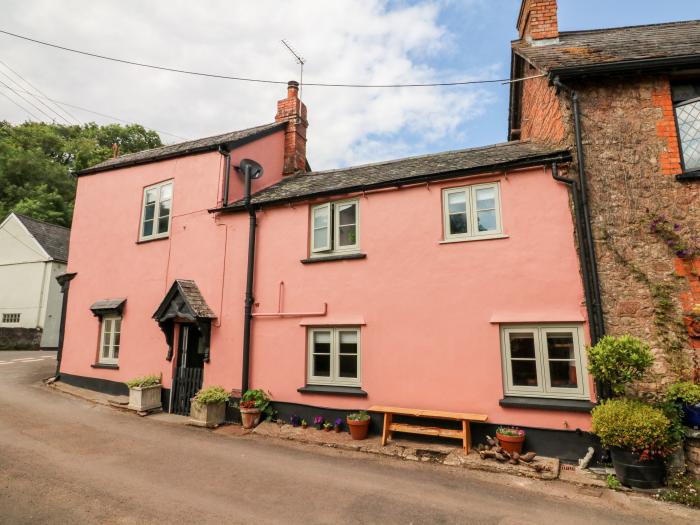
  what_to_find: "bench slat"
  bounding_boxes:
[369,405,487,422]
[389,423,463,440]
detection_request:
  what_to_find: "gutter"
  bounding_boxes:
[538,55,700,81]
[210,152,572,214]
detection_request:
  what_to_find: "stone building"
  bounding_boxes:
[509,0,700,389]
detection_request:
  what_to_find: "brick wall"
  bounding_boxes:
[519,63,565,143]
[652,81,684,175]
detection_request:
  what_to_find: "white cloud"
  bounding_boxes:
[1,0,497,169]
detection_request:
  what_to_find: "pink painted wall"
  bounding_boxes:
[62,132,592,432]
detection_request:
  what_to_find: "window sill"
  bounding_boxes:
[440,234,509,244]
[676,170,700,181]
[301,253,367,264]
[136,235,170,245]
[499,396,595,412]
[297,385,367,397]
[91,363,119,370]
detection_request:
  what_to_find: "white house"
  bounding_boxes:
[0,213,70,349]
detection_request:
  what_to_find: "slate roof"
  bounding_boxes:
[513,20,700,77]
[221,141,570,210]
[78,121,286,175]
[15,214,70,262]
[176,280,216,319]
[89,298,126,315]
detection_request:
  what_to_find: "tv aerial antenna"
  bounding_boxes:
[281,39,305,99]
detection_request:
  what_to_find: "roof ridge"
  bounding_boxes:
[301,140,535,178]
[511,18,700,45]
[14,212,71,231]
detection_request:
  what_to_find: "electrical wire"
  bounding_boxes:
[0,66,72,125]
[7,87,189,141]
[0,58,81,124]
[0,28,545,88]
[0,78,58,121]
[0,87,40,120]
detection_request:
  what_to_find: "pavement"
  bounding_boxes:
[0,350,697,524]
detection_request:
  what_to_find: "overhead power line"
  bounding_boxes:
[0,87,41,120]
[0,58,81,124]
[0,28,545,88]
[6,87,189,141]
[0,78,58,121]
[0,64,72,124]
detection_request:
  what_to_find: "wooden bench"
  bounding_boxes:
[369,406,488,454]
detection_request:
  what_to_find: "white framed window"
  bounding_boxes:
[500,325,588,399]
[99,316,121,365]
[2,313,20,323]
[310,199,359,255]
[307,327,361,386]
[442,182,502,241]
[139,180,173,241]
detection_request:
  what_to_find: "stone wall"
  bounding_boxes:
[686,429,700,479]
[0,327,42,350]
[568,75,700,385]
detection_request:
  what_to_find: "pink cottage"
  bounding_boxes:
[58,80,599,459]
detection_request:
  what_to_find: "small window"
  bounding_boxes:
[2,313,20,323]
[672,80,700,173]
[307,327,360,386]
[99,316,121,364]
[310,199,359,255]
[140,180,173,241]
[501,325,588,399]
[442,182,502,241]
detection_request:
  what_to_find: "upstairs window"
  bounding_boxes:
[99,316,121,365]
[672,80,700,173]
[140,180,173,241]
[442,182,502,241]
[310,199,359,255]
[501,325,588,399]
[2,313,20,323]
[307,327,361,386]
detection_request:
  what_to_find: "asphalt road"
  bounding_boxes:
[0,350,695,524]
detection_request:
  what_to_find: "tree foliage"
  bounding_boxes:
[0,121,162,227]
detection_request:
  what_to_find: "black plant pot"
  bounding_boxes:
[610,447,666,489]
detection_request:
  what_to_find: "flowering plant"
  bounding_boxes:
[334,417,343,426]
[496,427,525,438]
[290,414,301,427]
[239,400,257,409]
[649,214,696,259]
[314,415,324,429]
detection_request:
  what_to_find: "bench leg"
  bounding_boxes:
[462,420,470,455]
[381,413,392,446]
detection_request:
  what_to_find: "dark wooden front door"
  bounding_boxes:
[170,324,203,415]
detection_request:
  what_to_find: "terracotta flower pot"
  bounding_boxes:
[334,425,341,433]
[347,418,370,440]
[496,431,525,455]
[323,427,332,432]
[240,407,261,429]
[301,423,308,429]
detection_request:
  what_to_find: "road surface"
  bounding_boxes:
[0,350,694,524]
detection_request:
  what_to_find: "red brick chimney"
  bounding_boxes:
[275,80,308,176]
[517,0,559,42]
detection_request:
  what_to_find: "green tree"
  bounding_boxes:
[0,121,162,227]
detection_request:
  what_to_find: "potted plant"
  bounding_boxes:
[591,398,680,489]
[125,374,162,412]
[347,411,370,440]
[189,386,229,428]
[290,414,301,427]
[334,417,343,433]
[665,381,700,428]
[587,335,653,396]
[313,415,325,430]
[301,419,308,429]
[323,422,333,432]
[496,427,526,455]
[238,389,272,429]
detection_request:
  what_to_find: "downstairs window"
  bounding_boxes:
[307,327,361,387]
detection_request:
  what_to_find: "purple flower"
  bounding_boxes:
[667,240,674,246]
[334,417,343,426]
[674,223,681,231]
[313,415,324,425]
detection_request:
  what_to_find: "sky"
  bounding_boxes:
[1,0,699,170]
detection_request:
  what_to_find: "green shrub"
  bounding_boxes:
[665,381,700,405]
[347,411,370,422]
[591,398,679,457]
[125,374,161,389]
[587,335,653,395]
[193,386,229,405]
[606,474,621,490]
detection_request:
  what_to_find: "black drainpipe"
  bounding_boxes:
[219,146,231,207]
[241,166,256,394]
[553,78,605,345]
